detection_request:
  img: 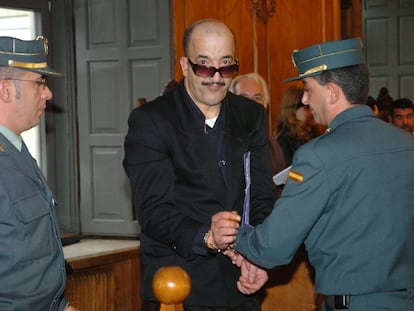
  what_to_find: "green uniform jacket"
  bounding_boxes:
[0,135,67,311]
[236,105,414,296]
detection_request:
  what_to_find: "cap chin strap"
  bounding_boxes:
[8,60,48,69]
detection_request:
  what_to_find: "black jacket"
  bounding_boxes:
[123,81,276,307]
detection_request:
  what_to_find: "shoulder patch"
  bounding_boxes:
[288,169,304,183]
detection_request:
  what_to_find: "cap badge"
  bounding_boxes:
[36,35,48,55]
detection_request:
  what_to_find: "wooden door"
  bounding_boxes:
[75,0,173,235]
[364,0,414,100]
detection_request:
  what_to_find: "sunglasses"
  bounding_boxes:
[187,58,239,78]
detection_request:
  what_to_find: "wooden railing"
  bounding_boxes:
[64,240,320,310]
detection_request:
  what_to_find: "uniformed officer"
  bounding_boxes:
[0,36,78,311]
[232,38,414,310]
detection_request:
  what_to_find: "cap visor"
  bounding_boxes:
[33,67,63,77]
[284,71,321,83]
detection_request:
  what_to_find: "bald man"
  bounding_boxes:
[124,19,276,310]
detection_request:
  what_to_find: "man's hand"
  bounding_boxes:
[223,249,243,267]
[64,304,79,311]
[237,258,268,295]
[208,211,241,250]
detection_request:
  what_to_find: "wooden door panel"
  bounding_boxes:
[75,0,172,236]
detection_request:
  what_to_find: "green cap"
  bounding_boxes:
[285,38,364,82]
[0,36,62,77]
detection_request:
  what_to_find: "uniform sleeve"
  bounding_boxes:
[235,145,330,269]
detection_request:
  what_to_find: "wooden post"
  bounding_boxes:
[152,266,191,311]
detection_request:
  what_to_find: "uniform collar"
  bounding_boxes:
[326,105,374,133]
[0,125,22,151]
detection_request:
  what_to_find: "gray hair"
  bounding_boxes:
[0,67,24,99]
[229,72,270,108]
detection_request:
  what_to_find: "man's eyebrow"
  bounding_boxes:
[197,55,234,59]
[196,55,209,60]
[221,55,234,61]
[194,55,235,63]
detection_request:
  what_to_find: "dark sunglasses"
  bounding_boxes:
[187,58,239,78]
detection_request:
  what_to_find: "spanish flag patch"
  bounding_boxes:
[288,169,304,183]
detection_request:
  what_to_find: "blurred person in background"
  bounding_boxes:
[230,72,270,109]
[390,98,414,135]
[274,84,326,168]
[230,72,286,175]
[366,95,380,117]
[376,87,393,122]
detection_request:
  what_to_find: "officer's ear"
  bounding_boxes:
[0,79,14,103]
[326,82,340,105]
